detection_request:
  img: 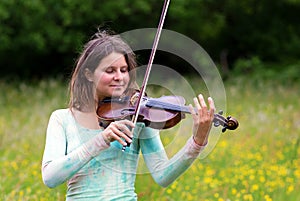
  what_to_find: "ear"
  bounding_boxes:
[84,68,94,82]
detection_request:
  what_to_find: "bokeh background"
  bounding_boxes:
[1,0,300,79]
[1,1,299,200]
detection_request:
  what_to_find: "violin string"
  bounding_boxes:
[147,99,225,126]
[147,99,190,113]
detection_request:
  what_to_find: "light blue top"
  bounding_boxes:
[42,109,204,200]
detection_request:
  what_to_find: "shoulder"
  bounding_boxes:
[49,108,72,122]
[51,108,71,117]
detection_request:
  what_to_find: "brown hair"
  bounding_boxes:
[69,30,137,112]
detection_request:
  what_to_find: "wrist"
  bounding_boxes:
[102,134,111,146]
[193,136,208,146]
[103,139,110,146]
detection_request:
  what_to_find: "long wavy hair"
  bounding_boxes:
[69,30,138,112]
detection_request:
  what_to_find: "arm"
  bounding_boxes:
[141,94,215,187]
[41,111,109,188]
[141,128,205,187]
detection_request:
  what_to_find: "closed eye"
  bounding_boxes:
[105,67,114,74]
[120,66,128,73]
[105,66,128,74]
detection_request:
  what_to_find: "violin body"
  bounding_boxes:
[97,93,187,129]
[97,92,239,132]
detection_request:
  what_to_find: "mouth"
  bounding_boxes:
[109,85,125,88]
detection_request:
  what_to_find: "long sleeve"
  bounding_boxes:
[41,110,109,188]
[140,127,205,187]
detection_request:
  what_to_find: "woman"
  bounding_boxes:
[41,30,215,200]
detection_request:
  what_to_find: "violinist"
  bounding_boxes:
[41,30,216,200]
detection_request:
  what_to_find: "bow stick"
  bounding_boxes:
[122,0,171,151]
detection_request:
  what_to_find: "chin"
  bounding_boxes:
[110,89,126,97]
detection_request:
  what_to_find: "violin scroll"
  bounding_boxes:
[213,111,239,132]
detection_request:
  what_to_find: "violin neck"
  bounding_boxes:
[146,98,220,119]
[145,98,229,129]
[146,99,194,114]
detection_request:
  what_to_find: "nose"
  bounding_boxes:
[113,70,123,81]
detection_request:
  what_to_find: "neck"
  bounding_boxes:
[71,108,101,130]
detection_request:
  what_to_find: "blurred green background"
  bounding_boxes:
[0,0,299,80]
[1,0,300,200]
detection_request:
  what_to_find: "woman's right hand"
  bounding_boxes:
[101,120,135,146]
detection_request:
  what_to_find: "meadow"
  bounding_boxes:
[0,76,299,201]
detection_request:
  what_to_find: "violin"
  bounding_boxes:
[97,91,239,133]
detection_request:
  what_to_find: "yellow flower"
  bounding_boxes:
[249,175,255,180]
[264,195,272,201]
[219,140,228,148]
[206,168,216,176]
[187,193,194,201]
[294,169,300,178]
[251,184,259,192]
[185,186,190,191]
[166,189,172,194]
[259,176,266,183]
[231,188,237,195]
[11,161,18,171]
[243,194,253,201]
[204,177,212,184]
[19,190,24,197]
[287,185,294,194]
[26,187,32,194]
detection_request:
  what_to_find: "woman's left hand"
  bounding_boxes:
[189,94,215,146]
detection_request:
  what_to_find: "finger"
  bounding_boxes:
[109,131,128,146]
[121,119,136,129]
[189,104,196,115]
[208,97,215,115]
[117,123,134,139]
[198,94,207,110]
[189,104,198,122]
[103,122,127,146]
[193,97,201,110]
[110,126,133,143]
[112,119,134,132]
[118,120,135,137]
[122,120,135,137]
[113,120,134,141]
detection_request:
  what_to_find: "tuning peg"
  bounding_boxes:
[218,110,223,115]
[222,127,227,133]
[214,121,220,127]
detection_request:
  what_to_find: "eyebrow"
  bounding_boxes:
[106,65,128,69]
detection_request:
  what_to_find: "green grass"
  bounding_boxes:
[0,77,299,201]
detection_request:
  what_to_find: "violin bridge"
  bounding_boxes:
[130,92,140,106]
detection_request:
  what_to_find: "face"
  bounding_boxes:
[92,52,130,100]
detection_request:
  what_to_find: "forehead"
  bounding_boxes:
[98,52,127,68]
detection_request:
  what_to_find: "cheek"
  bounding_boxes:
[125,73,130,84]
[94,72,112,86]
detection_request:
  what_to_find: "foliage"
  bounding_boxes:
[0,76,299,200]
[0,0,300,78]
[232,56,300,83]
[0,0,155,77]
